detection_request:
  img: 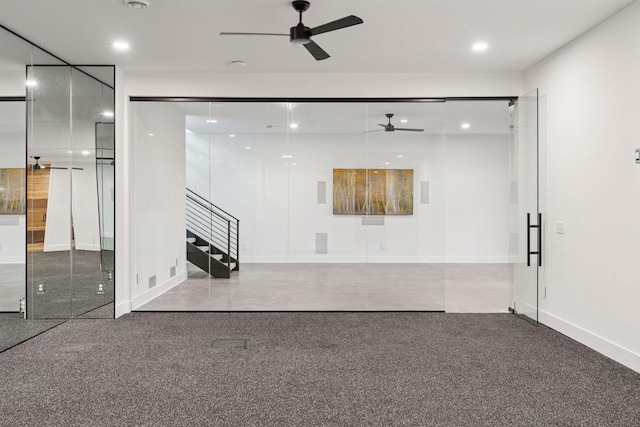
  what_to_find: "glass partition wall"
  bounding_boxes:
[27,66,115,319]
[1,24,115,351]
[131,99,512,312]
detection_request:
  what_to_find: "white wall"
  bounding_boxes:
[0,122,26,264]
[130,101,187,309]
[185,129,509,263]
[526,1,640,372]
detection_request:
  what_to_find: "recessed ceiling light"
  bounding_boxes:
[148,133,154,136]
[400,119,408,123]
[245,146,251,150]
[282,155,293,158]
[206,119,217,123]
[229,134,236,138]
[291,163,297,166]
[102,111,114,118]
[290,123,298,129]
[472,42,489,52]
[397,154,404,158]
[81,150,90,156]
[384,162,390,165]
[461,123,471,129]
[113,41,130,51]
[67,150,73,154]
[25,80,38,87]
[124,0,150,9]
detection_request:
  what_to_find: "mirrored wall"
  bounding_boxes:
[0,23,115,351]
[130,99,511,312]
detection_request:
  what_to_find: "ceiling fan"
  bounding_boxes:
[220,1,363,61]
[30,156,84,171]
[368,114,425,133]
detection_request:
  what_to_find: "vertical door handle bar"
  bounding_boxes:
[527,213,542,267]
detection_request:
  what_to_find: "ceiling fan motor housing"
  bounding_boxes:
[290,23,311,45]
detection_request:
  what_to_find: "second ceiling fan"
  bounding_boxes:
[368,114,425,133]
[220,1,363,61]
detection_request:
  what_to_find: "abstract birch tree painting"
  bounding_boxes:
[0,168,26,214]
[333,168,413,215]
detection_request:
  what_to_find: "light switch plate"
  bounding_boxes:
[556,222,565,234]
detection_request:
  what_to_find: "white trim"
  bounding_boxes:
[0,258,26,264]
[43,244,72,252]
[115,300,131,318]
[131,271,188,310]
[540,309,640,374]
[74,244,101,251]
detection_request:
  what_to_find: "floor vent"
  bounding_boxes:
[212,339,247,349]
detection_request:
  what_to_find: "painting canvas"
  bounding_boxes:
[0,168,26,214]
[333,168,413,215]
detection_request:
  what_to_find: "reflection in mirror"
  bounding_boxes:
[26,65,115,319]
[0,25,73,350]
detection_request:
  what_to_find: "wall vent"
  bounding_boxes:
[170,266,176,277]
[148,275,157,288]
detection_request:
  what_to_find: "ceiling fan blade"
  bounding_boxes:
[394,128,424,132]
[219,32,289,36]
[364,129,384,133]
[304,40,330,60]
[309,15,363,36]
[377,124,387,127]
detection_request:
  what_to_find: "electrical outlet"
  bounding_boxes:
[97,283,105,295]
[37,283,45,294]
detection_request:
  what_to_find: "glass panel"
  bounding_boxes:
[509,89,539,324]
[444,101,512,313]
[365,102,446,310]
[27,65,73,319]
[70,68,113,317]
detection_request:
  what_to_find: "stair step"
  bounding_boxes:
[186,237,196,243]
[195,245,209,252]
[212,254,223,261]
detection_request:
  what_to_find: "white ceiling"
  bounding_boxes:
[0,0,636,74]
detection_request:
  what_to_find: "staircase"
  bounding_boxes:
[186,189,239,278]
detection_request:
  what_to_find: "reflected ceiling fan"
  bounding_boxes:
[30,156,84,171]
[220,1,363,61]
[367,114,424,133]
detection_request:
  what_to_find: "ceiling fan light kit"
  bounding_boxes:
[220,0,363,60]
[124,0,150,9]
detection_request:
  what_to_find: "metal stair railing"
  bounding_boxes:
[186,189,239,271]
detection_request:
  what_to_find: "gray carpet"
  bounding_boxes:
[0,313,65,353]
[1,313,639,426]
[28,250,114,319]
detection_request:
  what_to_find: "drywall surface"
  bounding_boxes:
[526,1,640,372]
[186,131,509,263]
[130,101,187,307]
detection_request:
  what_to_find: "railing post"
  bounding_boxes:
[227,219,231,269]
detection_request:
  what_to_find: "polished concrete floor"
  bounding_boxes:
[138,263,509,312]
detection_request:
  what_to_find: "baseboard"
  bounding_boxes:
[0,258,26,264]
[44,244,71,252]
[131,271,188,310]
[540,309,640,374]
[115,300,131,318]
[444,256,510,263]
[243,256,448,263]
[74,243,101,251]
